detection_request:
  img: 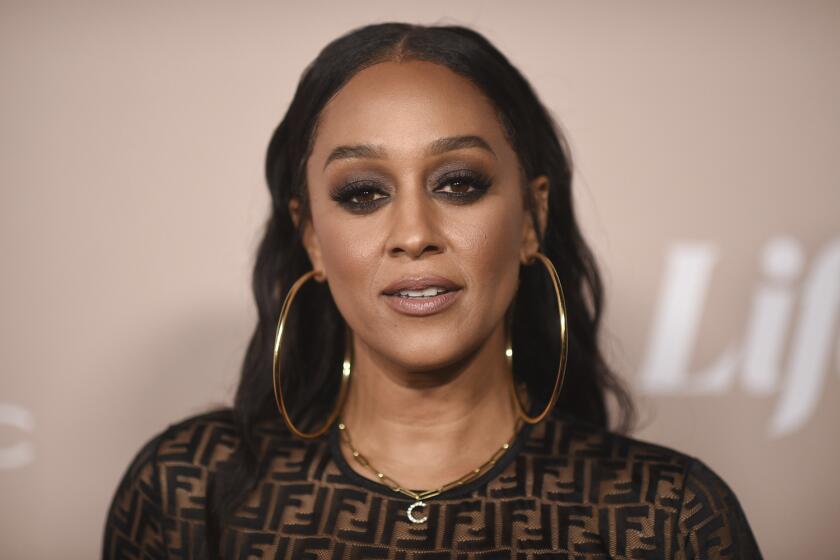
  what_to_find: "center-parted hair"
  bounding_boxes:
[204,21,636,556]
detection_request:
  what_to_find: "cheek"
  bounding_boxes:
[313,214,382,321]
[448,201,524,307]
[320,224,376,276]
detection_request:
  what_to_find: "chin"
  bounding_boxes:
[374,333,481,373]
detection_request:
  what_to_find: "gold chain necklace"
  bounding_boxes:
[337,416,523,524]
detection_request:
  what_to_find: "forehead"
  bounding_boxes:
[309,60,508,165]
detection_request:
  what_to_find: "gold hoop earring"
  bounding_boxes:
[272,269,352,439]
[506,252,569,424]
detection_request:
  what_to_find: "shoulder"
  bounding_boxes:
[531,411,698,470]
[530,412,763,558]
[109,407,318,500]
[535,411,754,508]
[103,408,240,558]
[107,407,241,496]
[133,408,245,507]
[115,408,243,477]
[116,407,328,490]
[678,456,763,558]
[112,408,244,503]
[153,407,241,470]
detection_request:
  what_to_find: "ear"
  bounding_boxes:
[289,196,327,281]
[520,174,549,263]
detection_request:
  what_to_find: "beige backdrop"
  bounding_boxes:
[1,1,838,558]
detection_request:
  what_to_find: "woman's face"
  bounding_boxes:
[294,60,547,372]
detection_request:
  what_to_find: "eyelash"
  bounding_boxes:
[330,169,493,213]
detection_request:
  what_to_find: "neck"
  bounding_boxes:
[338,321,521,490]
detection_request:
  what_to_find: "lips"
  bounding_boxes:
[381,275,462,296]
[381,275,463,317]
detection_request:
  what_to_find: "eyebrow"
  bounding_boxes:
[322,134,497,171]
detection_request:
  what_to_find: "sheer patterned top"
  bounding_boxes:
[102,406,763,559]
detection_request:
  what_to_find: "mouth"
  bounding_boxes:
[381,276,463,317]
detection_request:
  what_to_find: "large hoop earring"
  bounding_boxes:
[506,252,569,424]
[272,269,352,439]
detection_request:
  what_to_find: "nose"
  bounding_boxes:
[385,186,444,260]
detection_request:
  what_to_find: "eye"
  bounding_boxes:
[330,181,389,213]
[437,179,475,194]
[434,170,493,201]
[348,188,386,204]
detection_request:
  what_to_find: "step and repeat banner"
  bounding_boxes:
[1,1,837,558]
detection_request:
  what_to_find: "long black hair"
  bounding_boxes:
[204,21,636,555]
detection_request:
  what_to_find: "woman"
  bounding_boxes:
[103,22,762,559]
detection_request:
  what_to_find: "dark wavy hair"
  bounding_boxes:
[204,21,636,556]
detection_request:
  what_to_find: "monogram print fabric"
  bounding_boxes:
[103,409,762,559]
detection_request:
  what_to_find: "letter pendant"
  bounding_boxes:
[406,500,428,524]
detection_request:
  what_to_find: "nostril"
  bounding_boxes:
[388,242,443,259]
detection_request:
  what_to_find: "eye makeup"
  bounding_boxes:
[329,167,494,214]
[329,180,390,213]
[434,168,492,203]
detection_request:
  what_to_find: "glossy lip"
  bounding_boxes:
[381,275,463,317]
[381,275,462,295]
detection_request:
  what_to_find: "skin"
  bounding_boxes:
[289,60,548,490]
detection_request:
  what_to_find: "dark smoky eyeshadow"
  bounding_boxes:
[327,165,494,213]
[433,168,493,203]
[329,180,390,213]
